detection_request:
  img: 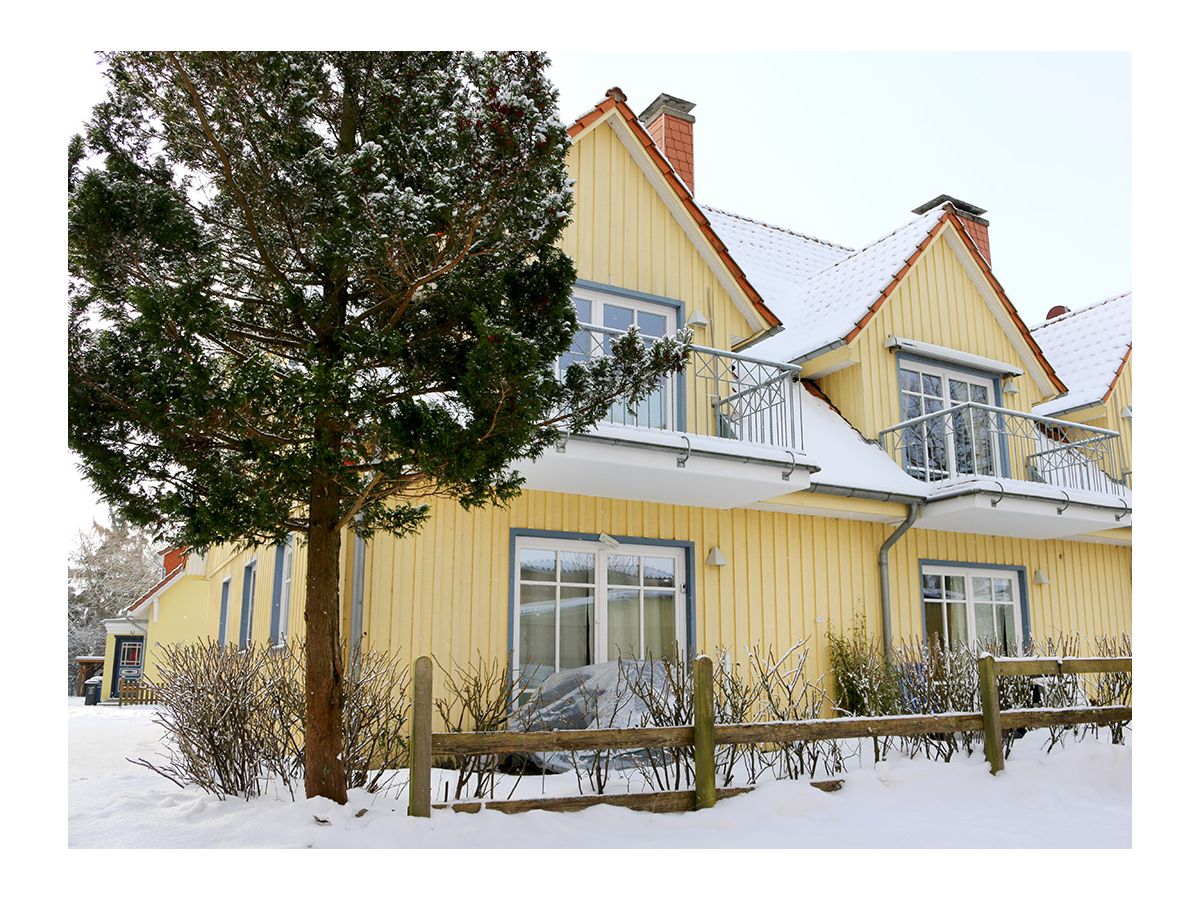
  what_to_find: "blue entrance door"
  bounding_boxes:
[111,636,145,697]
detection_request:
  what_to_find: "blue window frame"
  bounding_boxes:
[508,528,696,704]
[918,559,1031,653]
[239,559,257,650]
[269,538,293,646]
[217,577,231,646]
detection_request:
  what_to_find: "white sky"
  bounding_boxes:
[64,51,1131,537]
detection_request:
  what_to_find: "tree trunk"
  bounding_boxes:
[303,468,349,803]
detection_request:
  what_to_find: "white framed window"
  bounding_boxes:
[217,577,232,646]
[239,558,257,651]
[270,538,294,647]
[513,535,688,702]
[921,564,1023,655]
[559,288,678,431]
[899,359,999,480]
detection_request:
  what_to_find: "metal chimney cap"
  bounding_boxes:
[639,93,697,125]
[913,194,989,225]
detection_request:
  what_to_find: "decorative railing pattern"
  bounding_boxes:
[878,402,1127,496]
[563,324,803,451]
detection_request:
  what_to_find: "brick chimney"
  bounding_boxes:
[639,93,697,194]
[913,195,991,266]
[160,546,188,575]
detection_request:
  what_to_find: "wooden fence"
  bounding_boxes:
[117,679,158,706]
[407,654,1132,817]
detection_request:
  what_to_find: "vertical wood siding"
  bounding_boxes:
[560,121,755,353]
[815,233,1045,441]
[344,491,1131,690]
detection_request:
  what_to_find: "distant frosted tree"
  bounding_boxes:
[67,518,162,692]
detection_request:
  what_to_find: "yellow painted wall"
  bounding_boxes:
[203,538,315,650]
[816,229,1047,440]
[99,631,118,702]
[561,120,756,354]
[1106,354,1133,480]
[350,490,1130,694]
[142,577,212,683]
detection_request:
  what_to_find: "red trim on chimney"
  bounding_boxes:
[565,92,781,330]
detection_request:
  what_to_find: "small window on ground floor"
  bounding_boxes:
[513,535,688,703]
[921,563,1023,655]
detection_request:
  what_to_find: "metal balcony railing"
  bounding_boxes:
[878,402,1127,496]
[559,324,803,451]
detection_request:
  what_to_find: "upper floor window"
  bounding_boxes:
[898,359,999,480]
[559,291,676,431]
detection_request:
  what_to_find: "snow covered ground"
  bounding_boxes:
[67,698,1130,849]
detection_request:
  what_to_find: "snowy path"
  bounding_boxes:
[67,698,1131,848]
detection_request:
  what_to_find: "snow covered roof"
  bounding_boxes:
[701,206,855,294]
[1031,292,1132,417]
[734,206,950,363]
[797,384,929,498]
[125,563,185,615]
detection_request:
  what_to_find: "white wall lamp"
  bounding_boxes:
[706,546,728,567]
[1033,568,1050,586]
[685,309,709,330]
[1120,405,1133,420]
[1003,377,1020,396]
[598,532,620,550]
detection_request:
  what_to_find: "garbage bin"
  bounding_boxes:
[84,675,102,706]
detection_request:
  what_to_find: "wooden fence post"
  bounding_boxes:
[978,653,1004,775]
[408,655,433,817]
[693,655,716,810]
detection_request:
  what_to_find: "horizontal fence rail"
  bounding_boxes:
[560,323,803,451]
[407,654,1132,816]
[979,654,1131,775]
[878,402,1127,495]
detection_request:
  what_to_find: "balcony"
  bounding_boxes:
[566,323,804,451]
[514,323,816,508]
[878,402,1130,538]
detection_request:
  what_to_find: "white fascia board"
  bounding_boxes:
[885,335,1024,378]
[940,228,1058,398]
[604,117,769,339]
[103,617,146,636]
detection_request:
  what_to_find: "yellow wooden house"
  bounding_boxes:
[100,88,1132,702]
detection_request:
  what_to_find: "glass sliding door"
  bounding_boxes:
[556,288,679,433]
[899,360,1000,481]
[514,536,687,703]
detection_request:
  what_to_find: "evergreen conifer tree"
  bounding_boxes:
[68,51,689,801]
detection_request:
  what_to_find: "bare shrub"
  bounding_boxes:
[746,642,842,779]
[132,639,410,800]
[624,650,695,791]
[132,640,300,799]
[433,654,533,800]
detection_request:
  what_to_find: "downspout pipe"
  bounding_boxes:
[878,503,920,663]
